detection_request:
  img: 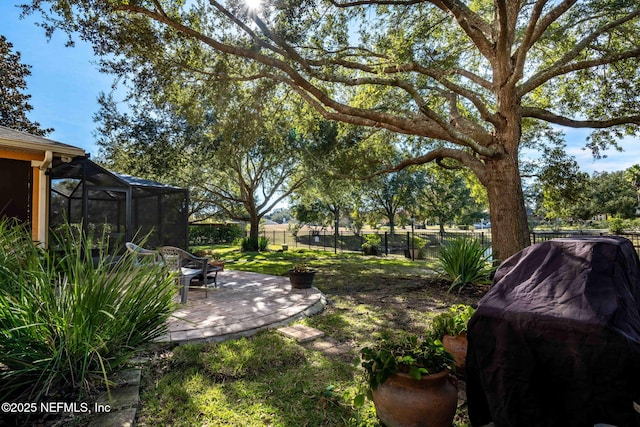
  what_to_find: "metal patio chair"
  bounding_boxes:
[159,246,215,303]
[125,242,161,265]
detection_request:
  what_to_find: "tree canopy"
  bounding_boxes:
[96,77,307,250]
[22,0,640,260]
[0,34,52,135]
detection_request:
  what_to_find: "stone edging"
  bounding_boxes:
[88,368,141,427]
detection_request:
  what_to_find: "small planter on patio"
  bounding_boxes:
[429,304,475,374]
[288,264,315,289]
[208,252,226,271]
[209,260,225,271]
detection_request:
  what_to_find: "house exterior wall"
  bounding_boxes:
[0,126,86,247]
[0,149,46,242]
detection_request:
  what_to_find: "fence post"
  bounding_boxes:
[384,232,388,256]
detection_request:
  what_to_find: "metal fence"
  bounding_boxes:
[531,230,640,250]
[257,228,640,261]
[258,229,492,260]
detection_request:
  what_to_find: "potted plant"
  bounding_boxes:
[358,335,458,427]
[361,234,382,256]
[288,263,315,289]
[410,235,427,260]
[428,304,475,372]
[209,251,226,271]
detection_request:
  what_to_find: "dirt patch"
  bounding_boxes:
[321,276,486,313]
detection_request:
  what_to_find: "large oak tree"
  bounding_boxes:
[23,0,640,260]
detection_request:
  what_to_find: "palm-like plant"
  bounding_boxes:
[437,237,495,293]
[0,221,175,402]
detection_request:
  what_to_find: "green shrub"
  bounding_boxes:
[258,236,270,251]
[189,223,243,245]
[428,304,476,340]
[361,233,382,256]
[235,236,270,252]
[0,222,175,402]
[436,237,494,293]
[608,216,626,235]
[236,236,255,251]
[412,235,427,248]
[410,235,427,259]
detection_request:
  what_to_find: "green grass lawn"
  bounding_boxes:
[136,247,481,426]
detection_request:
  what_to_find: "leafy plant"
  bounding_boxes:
[189,223,243,245]
[412,236,427,248]
[429,304,476,340]
[258,236,270,251]
[608,216,626,235]
[0,222,175,402]
[410,235,427,258]
[358,335,454,399]
[437,237,494,292]
[291,262,313,273]
[236,236,270,252]
[361,234,382,256]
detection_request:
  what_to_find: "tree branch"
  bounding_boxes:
[332,0,494,61]
[360,147,487,184]
[383,63,500,126]
[520,8,640,95]
[429,0,494,59]
[208,1,287,58]
[521,106,640,128]
[115,4,466,145]
[329,0,429,6]
[453,68,492,91]
[517,0,576,64]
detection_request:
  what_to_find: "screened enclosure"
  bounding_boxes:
[49,158,189,253]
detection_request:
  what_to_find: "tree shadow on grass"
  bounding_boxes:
[137,332,376,426]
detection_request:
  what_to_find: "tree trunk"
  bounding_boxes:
[484,155,531,262]
[383,205,396,235]
[248,214,260,251]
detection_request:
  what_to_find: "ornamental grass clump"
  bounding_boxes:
[437,236,495,293]
[0,221,175,402]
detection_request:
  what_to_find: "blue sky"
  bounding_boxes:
[0,2,110,156]
[1,1,639,172]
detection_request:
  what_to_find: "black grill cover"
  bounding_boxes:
[466,236,640,427]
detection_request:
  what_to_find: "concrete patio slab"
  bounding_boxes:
[278,324,325,343]
[157,270,326,344]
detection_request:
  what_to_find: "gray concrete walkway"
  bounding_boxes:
[156,270,326,344]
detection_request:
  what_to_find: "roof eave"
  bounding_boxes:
[0,139,86,158]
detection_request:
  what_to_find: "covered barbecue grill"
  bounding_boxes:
[466,236,640,427]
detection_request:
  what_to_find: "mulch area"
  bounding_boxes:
[326,276,487,314]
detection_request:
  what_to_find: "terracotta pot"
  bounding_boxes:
[442,334,468,373]
[372,369,458,427]
[209,260,225,271]
[288,270,315,289]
